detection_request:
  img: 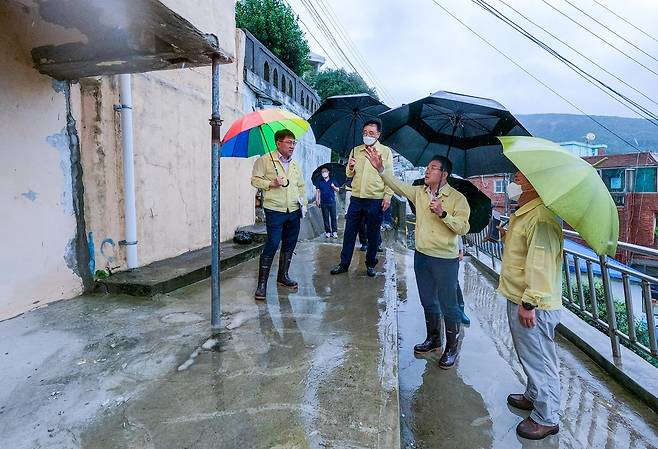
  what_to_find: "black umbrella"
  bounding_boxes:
[311,163,347,188]
[308,93,389,159]
[409,176,492,234]
[379,91,530,177]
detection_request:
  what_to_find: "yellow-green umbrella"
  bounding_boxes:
[498,136,619,256]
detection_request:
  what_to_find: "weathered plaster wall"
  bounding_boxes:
[0,2,83,320]
[80,0,256,271]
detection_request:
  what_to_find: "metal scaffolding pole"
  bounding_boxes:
[210,55,222,333]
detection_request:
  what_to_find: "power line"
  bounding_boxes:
[539,0,658,78]
[313,0,396,104]
[295,0,396,104]
[560,0,658,64]
[472,0,658,126]
[309,0,396,104]
[297,0,365,76]
[426,0,643,151]
[307,0,393,103]
[298,0,355,71]
[590,0,658,45]
[296,13,342,68]
[492,0,658,108]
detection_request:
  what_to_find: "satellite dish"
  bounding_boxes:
[585,132,596,143]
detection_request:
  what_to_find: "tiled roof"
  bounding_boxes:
[582,152,658,168]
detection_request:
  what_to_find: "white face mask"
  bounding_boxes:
[506,182,524,201]
[321,172,329,179]
[363,135,377,146]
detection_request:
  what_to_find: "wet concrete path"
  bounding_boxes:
[397,251,658,449]
[3,238,658,448]
[0,241,399,449]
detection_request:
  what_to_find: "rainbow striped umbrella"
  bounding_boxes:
[221,108,310,159]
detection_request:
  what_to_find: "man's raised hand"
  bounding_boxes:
[364,147,384,173]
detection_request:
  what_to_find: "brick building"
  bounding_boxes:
[582,153,658,271]
[469,174,510,214]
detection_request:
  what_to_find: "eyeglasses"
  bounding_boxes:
[280,139,297,146]
[425,167,445,173]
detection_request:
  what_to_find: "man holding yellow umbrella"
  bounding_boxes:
[496,137,619,440]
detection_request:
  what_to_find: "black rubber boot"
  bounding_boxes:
[254,255,274,300]
[413,312,443,354]
[439,320,461,369]
[277,252,298,289]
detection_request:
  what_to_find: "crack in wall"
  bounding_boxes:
[55,80,94,290]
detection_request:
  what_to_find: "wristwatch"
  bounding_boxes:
[439,211,447,219]
[522,302,536,311]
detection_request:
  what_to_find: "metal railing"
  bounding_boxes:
[465,220,658,365]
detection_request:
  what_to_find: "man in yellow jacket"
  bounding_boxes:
[330,119,394,277]
[251,129,307,300]
[364,148,470,369]
[498,171,563,440]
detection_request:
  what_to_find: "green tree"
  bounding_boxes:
[305,68,379,102]
[236,0,310,76]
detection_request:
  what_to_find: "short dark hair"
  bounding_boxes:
[430,155,453,176]
[274,129,295,142]
[363,118,382,133]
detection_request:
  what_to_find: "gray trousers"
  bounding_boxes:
[507,301,561,426]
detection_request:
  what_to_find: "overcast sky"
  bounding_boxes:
[285,0,658,118]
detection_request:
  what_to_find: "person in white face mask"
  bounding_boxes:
[330,119,394,277]
[498,170,564,440]
[314,168,340,238]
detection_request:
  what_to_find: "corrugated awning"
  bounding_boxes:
[28,0,233,80]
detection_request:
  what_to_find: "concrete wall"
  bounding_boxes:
[0,0,327,320]
[0,2,84,320]
[80,1,257,272]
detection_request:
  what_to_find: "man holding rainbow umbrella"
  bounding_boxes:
[221,109,310,300]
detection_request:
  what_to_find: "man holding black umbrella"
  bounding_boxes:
[330,119,393,277]
[364,148,470,369]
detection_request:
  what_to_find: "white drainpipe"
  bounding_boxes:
[117,74,139,269]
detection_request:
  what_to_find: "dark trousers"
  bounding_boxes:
[340,197,383,268]
[413,250,460,322]
[358,218,368,245]
[359,219,380,247]
[457,283,464,309]
[320,202,338,233]
[262,208,301,258]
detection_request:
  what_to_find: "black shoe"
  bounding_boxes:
[277,251,298,289]
[254,255,274,300]
[330,264,349,275]
[439,320,461,369]
[360,244,368,252]
[414,313,443,354]
[366,267,376,277]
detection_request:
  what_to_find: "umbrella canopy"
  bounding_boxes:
[221,108,309,158]
[410,176,492,233]
[379,91,530,177]
[499,136,619,256]
[308,93,389,158]
[311,163,347,188]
